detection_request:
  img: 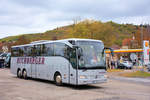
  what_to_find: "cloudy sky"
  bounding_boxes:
[0,0,150,39]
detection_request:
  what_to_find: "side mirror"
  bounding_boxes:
[77,48,83,57]
[72,45,78,48]
[72,45,83,58]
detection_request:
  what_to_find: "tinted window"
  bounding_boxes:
[42,43,54,56]
[11,43,69,57]
[36,45,42,56]
[31,45,36,56]
[24,46,32,56]
[53,43,69,58]
[18,47,23,56]
[11,47,19,57]
[31,43,54,56]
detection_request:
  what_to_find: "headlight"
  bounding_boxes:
[79,75,87,79]
[104,75,108,78]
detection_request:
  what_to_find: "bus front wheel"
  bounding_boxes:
[54,73,62,86]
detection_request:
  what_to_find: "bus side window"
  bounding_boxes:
[53,43,69,59]
[23,46,32,57]
[23,46,28,56]
[36,44,42,56]
[11,48,19,57]
[54,43,65,57]
[43,43,54,56]
[31,45,37,56]
[41,44,46,56]
[27,46,32,56]
[64,45,70,59]
[18,47,24,56]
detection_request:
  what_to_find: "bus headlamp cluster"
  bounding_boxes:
[79,75,87,79]
[104,75,108,78]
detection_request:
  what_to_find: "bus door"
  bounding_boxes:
[69,48,78,85]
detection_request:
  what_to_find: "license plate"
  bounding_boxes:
[93,80,97,83]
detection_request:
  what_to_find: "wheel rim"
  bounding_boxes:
[23,71,27,79]
[56,75,62,84]
[18,70,21,78]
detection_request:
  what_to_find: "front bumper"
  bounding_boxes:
[78,77,107,85]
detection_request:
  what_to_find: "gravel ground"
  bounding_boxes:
[0,68,150,100]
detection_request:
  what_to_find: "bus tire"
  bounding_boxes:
[54,73,62,86]
[17,69,22,78]
[23,70,28,79]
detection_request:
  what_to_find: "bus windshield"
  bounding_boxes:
[77,41,105,69]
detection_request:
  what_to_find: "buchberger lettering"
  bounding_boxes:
[17,57,45,64]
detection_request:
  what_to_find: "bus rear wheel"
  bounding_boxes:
[55,74,62,86]
[23,70,28,79]
[17,69,22,78]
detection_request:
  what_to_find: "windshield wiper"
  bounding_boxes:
[79,66,87,69]
[79,66,106,69]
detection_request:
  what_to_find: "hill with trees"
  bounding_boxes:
[1,19,149,51]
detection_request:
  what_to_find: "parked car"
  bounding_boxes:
[0,53,7,60]
[0,53,7,68]
[0,59,4,68]
[4,53,11,68]
[118,61,133,69]
[0,53,10,68]
[0,52,3,55]
[146,63,150,71]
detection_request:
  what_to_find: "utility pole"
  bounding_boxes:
[141,24,143,46]
[140,24,144,66]
[91,32,93,39]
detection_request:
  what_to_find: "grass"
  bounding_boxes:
[107,69,124,72]
[120,71,150,78]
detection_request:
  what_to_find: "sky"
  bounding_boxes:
[0,0,150,39]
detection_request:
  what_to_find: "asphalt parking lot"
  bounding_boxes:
[0,68,150,100]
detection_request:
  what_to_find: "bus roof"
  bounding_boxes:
[12,38,103,48]
[59,38,103,42]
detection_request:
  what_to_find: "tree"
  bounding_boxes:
[14,35,30,45]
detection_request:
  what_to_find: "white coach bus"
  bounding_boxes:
[11,38,113,85]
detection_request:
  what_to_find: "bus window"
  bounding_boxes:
[18,47,24,56]
[23,46,28,56]
[54,43,65,57]
[53,43,70,59]
[43,43,54,56]
[11,47,19,57]
[31,45,36,56]
[36,44,42,56]
[24,46,32,56]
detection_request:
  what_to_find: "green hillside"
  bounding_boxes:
[0,20,138,47]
